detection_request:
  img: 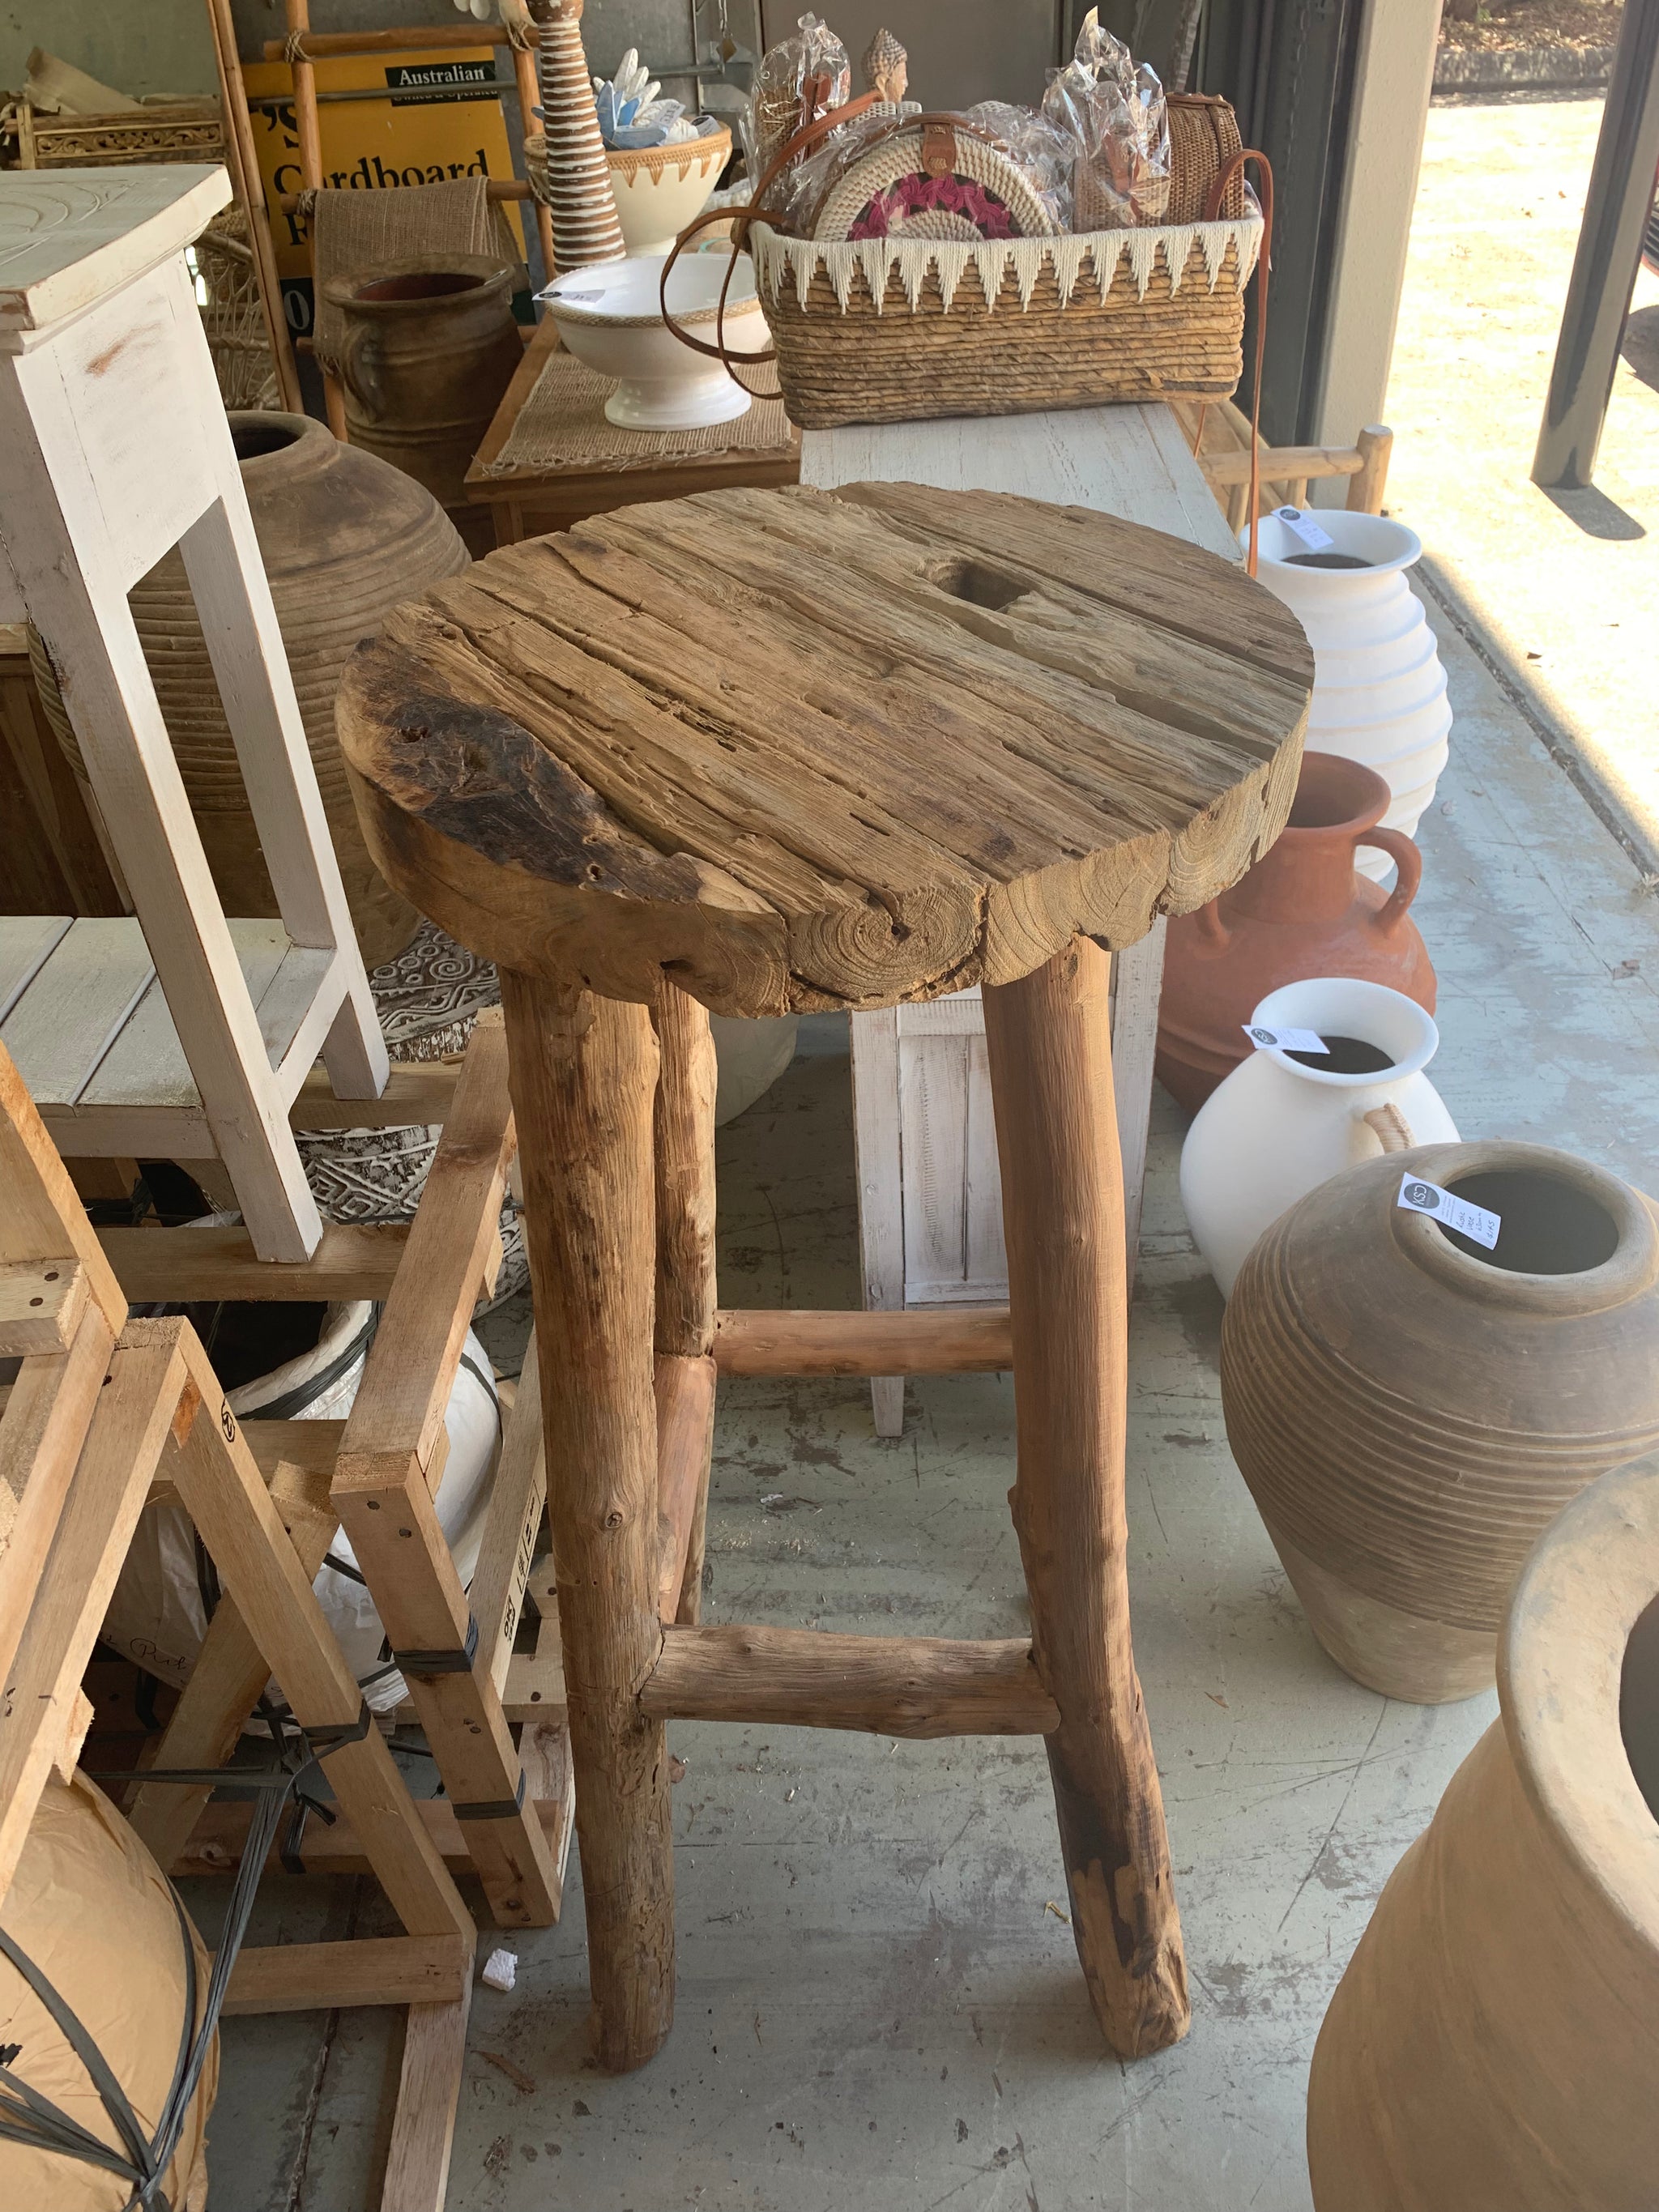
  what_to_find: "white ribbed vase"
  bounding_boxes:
[1243,509,1452,882]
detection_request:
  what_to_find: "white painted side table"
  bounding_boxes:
[0,167,387,1259]
[804,404,1240,1432]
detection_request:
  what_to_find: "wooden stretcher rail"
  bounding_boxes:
[176,1781,574,1881]
[640,1622,1060,1738]
[222,1932,471,2014]
[713,1306,1013,1375]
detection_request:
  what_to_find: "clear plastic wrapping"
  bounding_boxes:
[965,101,1075,233]
[1042,7,1170,229]
[740,11,852,209]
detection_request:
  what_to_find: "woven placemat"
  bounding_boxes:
[480,347,798,479]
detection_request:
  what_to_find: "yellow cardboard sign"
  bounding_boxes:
[245,48,526,309]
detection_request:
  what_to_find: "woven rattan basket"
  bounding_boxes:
[746,213,1263,428]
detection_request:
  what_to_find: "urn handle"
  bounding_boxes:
[1358,1102,1414,1154]
[1361,828,1422,937]
[1193,897,1230,953]
[338,322,386,424]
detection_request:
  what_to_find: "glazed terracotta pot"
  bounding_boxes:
[1157,751,1435,1112]
[1222,1138,1659,1702]
[1307,1453,1659,2209]
[36,411,468,965]
[1180,977,1458,1298]
[324,254,523,507]
[1245,507,1452,881]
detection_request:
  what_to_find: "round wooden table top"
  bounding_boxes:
[339,481,1313,1017]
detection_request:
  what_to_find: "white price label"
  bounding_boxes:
[1243,1023,1329,1055]
[1397,1174,1501,1249]
[1275,505,1335,552]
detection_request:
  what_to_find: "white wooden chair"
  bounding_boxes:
[0,165,387,1262]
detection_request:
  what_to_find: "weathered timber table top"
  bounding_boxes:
[338,481,1313,1018]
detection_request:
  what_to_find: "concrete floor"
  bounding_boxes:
[194,94,1659,2212]
[1385,95,1659,860]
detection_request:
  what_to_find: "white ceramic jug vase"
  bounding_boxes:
[1243,509,1452,882]
[1180,976,1460,1297]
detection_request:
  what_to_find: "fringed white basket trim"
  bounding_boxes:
[749,215,1264,317]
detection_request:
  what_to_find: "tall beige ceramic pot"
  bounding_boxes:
[1307,1452,1659,2210]
[35,411,467,967]
[1222,1138,1659,1701]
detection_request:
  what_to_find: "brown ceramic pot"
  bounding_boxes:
[35,411,469,965]
[1156,750,1435,1112]
[325,254,523,509]
[1307,1454,1659,2209]
[1221,1137,1659,1703]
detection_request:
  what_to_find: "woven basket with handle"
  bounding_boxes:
[671,91,1259,430]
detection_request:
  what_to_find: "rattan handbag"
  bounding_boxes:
[663,92,1264,430]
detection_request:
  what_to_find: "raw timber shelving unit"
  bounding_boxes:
[336,477,1316,2071]
[232,0,556,437]
[95,1012,576,1930]
[0,1044,482,2210]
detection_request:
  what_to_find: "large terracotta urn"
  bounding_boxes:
[36,411,468,966]
[1222,1138,1659,1702]
[324,256,523,508]
[1180,976,1458,1298]
[1,1771,218,2208]
[1245,508,1452,882]
[1157,752,1435,1112]
[1307,1452,1659,2209]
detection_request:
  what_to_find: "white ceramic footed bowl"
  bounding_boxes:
[541,250,769,429]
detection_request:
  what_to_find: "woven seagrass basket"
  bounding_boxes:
[746,213,1263,428]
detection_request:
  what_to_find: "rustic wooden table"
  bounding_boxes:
[464,313,801,547]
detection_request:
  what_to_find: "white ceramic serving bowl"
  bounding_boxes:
[606,125,731,258]
[540,249,770,430]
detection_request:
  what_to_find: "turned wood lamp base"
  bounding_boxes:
[339,482,1313,2070]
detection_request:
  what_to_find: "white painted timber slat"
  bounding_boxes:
[0,916,155,1105]
[805,402,1231,1423]
[82,921,294,1110]
[0,167,232,339]
[0,915,72,1023]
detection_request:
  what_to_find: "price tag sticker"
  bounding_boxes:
[1275,505,1335,552]
[1243,1023,1329,1055]
[1397,1173,1502,1250]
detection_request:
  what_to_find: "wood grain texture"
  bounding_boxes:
[713,1304,1012,1375]
[654,1353,716,1626]
[100,1219,410,1301]
[982,937,1189,2059]
[642,1624,1060,1738]
[221,1933,471,2014]
[338,483,1311,1016]
[651,984,717,1622]
[501,970,674,2073]
[175,1778,576,1883]
[380,1989,472,2212]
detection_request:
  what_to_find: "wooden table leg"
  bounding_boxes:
[651,984,719,1624]
[981,935,1189,2060]
[501,970,673,2073]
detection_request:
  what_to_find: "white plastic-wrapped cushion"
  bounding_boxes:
[0,1773,217,2210]
[102,1303,501,1713]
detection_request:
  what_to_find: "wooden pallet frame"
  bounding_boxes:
[0,1043,477,2212]
[114,1009,574,1932]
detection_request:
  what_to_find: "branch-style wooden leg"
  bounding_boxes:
[981,936,1189,2059]
[501,970,673,2073]
[651,984,718,1625]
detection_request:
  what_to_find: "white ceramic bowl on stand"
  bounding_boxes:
[1243,509,1452,882]
[540,250,770,430]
